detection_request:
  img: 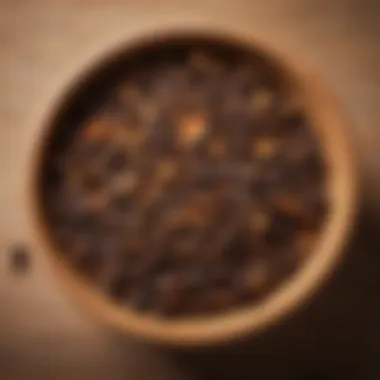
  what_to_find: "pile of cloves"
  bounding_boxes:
[42,42,328,317]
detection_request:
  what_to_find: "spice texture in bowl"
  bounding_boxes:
[33,34,355,345]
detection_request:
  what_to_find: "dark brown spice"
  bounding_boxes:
[9,245,31,275]
[41,40,328,317]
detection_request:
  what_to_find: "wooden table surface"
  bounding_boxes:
[0,1,379,379]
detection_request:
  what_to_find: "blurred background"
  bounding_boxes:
[1,0,379,379]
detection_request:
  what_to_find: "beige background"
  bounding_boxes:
[0,1,379,379]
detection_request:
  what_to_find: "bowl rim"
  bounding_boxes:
[28,28,358,347]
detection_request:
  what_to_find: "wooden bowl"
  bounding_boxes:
[29,29,358,347]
